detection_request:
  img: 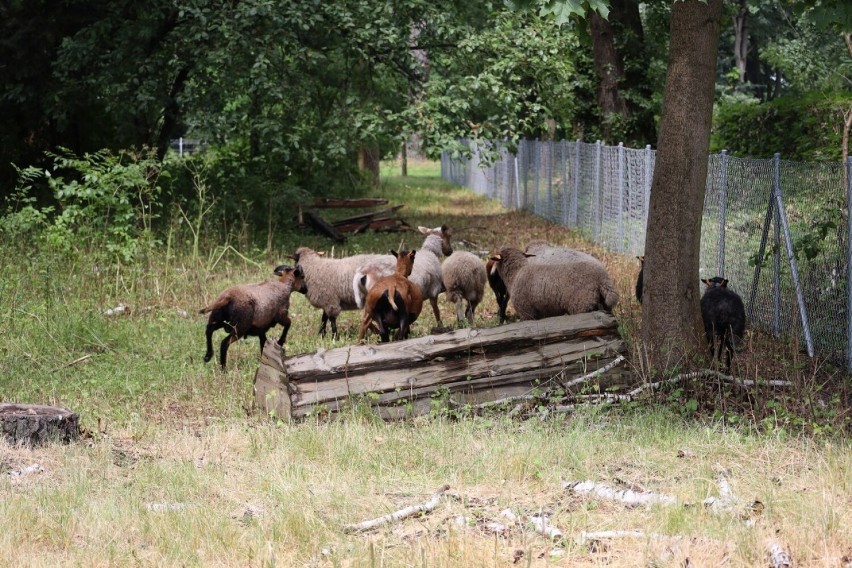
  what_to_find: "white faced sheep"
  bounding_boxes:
[408,225,453,327]
[490,246,619,320]
[636,255,645,304]
[441,251,486,326]
[700,276,746,371]
[357,250,423,343]
[200,265,305,369]
[291,247,393,339]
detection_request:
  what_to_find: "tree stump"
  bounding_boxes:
[0,404,80,446]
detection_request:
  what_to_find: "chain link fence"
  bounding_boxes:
[442,139,852,369]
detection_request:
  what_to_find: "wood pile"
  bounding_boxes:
[254,311,629,420]
[299,199,410,241]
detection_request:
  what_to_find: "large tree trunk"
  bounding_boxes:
[358,145,381,187]
[642,0,723,372]
[732,0,749,84]
[588,0,655,144]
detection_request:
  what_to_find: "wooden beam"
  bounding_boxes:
[254,311,628,420]
[312,198,389,208]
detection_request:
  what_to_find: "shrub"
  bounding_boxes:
[711,92,852,161]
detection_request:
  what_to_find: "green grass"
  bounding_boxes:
[1,162,850,566]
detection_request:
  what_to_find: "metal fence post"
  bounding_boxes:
[546,140,554,221]
[561,142,569,227]
[594,140,602,243]
[617,142,625,252]
[514,150,521,210]
[644,144,652,230]
[772,153,815,357]
[773,154,781,337]
[719,150,728,278]
[848,157,852,370]
[572,139,581,227]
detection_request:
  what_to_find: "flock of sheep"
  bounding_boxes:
[200,224,746,371]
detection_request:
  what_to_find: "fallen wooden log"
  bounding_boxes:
[330,205,405,227]
[1,403,80,446]
[254,311,628,420]
[334,218,410,234]
[303,210,346,242]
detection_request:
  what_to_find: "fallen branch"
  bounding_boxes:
[561,355,627,389]
[343,485,450,533]
[498,509,562,539]
[564,480,678,507]
[51,354,94,372]
[529,514,563,539]
[765,539,793,568]
[703,472,736,513]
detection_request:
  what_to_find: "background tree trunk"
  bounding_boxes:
[358,145,381,186]
[642,0,723,372]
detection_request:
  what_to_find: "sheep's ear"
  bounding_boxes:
[391,250,399,258]
[721,279,729,287]
[441,224,449,233]
[409,250,417,259]
[701,279,711,286]
[273,264,291,275]
[490,254,502,261]
[524,253,536,258]
[637,255,644,262]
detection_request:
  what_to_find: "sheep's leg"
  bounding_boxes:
[330,316,339,340]
[466,300,476,326]
[219,334,239,369]
[258,332,268,355]
[429,297,442,326]
[277,316,291,345]
[318,313,329,337]
[203,321,223,363]
[396,292,410,340]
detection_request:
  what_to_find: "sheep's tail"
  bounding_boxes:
[600,281,620,311]
[353,271,367,308]
[199,296,230,315]
[386,286,399,311]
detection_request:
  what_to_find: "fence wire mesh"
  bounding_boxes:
[441,140,852,367]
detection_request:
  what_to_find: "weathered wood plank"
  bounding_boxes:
[290,335,623,408]
[289,354,625,417]
[253,311,629,420]
[284,312,619,382]
[330,205,405,226]
[303,210,346,242]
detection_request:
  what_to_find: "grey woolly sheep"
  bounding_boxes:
[410,225,453,326]
[358,250,423,343]
[486,257,510,325]
[524,240,601,265]
[490,247,619,320]
[700,276,746,371]
[441,251,486,325]
[200,265,305,369]
[291,247,392,339]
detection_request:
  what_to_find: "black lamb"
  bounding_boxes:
[700,276,746,371]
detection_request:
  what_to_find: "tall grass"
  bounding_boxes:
[1,162,850,566]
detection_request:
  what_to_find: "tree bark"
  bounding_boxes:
[1,403,80,446]
[588,0,655,144]
[732,0,749,84]
[358,145,381,186]
[642,0,723,372]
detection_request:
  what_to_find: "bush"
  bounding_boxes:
[711,92,852,161]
